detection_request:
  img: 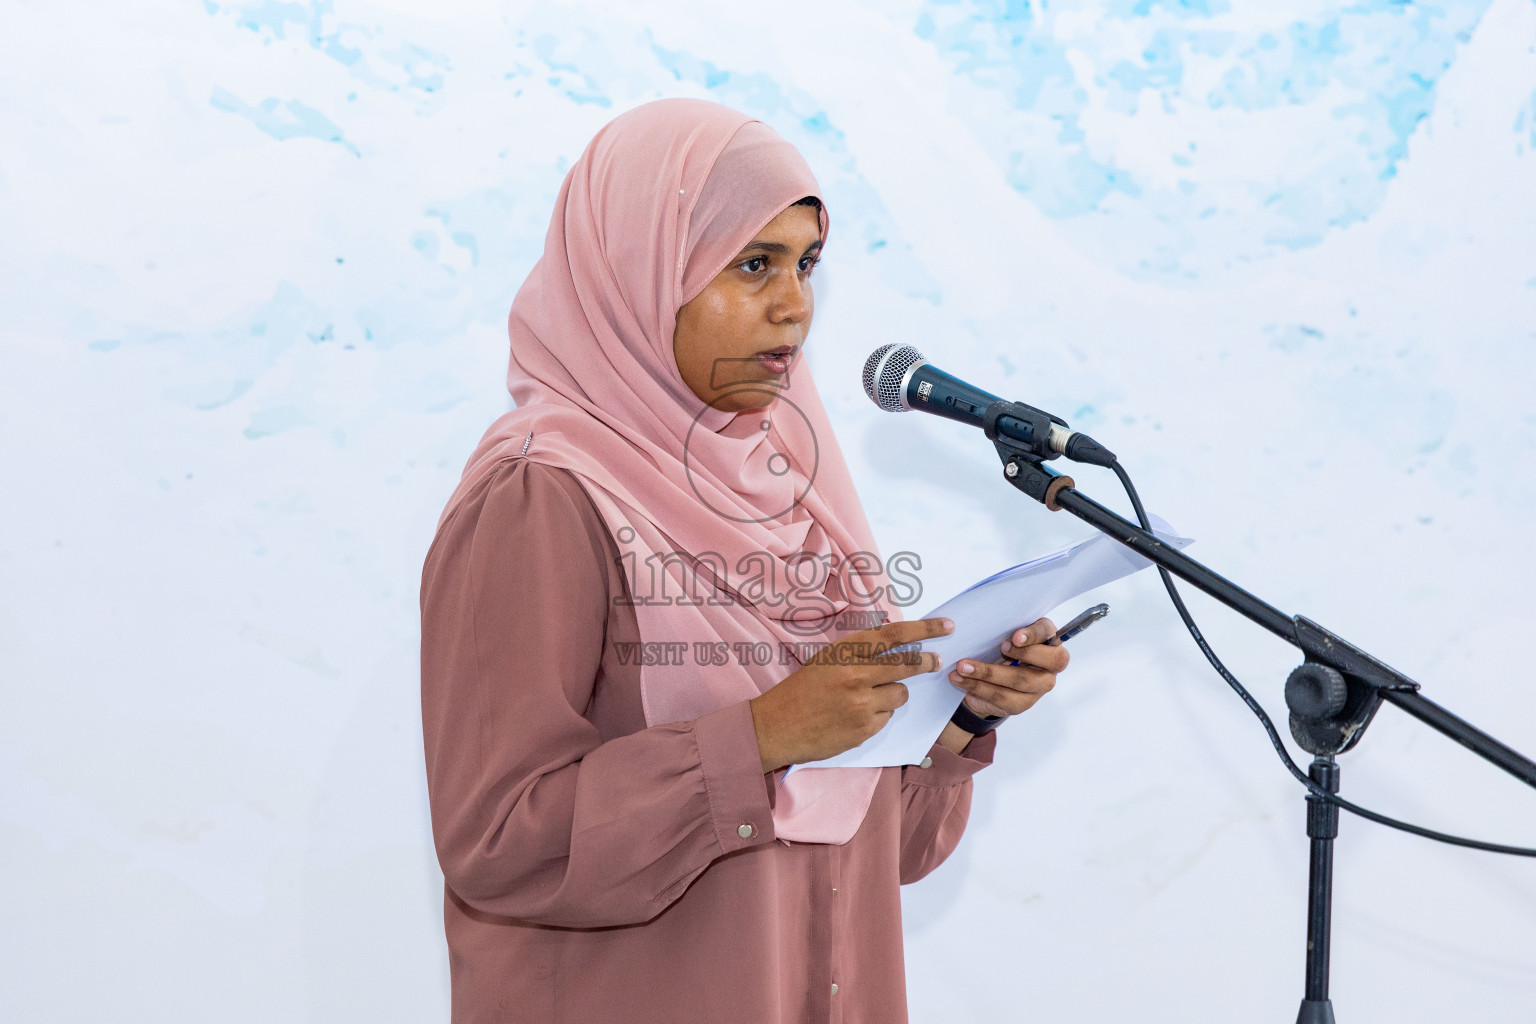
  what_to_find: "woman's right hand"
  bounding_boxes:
[748,617,954,773]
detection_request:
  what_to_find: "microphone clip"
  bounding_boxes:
[981,399,1065,461]
[983,400,1076,511]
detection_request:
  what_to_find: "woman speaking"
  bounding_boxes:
[420,98,1069,1023]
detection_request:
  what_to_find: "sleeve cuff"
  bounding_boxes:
[693,700,777,853]
[903,729,998,788]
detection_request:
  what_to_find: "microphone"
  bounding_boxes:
[861,343,1116,467]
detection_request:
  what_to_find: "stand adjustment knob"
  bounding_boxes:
[1286,663,1348,722]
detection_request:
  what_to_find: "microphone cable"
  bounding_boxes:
[1106,459,1536,858]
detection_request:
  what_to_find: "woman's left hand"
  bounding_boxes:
[948,616,1069,719]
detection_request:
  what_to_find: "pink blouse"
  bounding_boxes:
[420,458,996,1023]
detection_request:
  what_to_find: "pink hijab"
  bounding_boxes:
[440,98,899,844]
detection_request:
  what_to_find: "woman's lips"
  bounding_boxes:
[756,348,796,375]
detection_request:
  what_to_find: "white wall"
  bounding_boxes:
[3,1,1535,1020]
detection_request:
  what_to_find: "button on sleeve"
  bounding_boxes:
[693,700,775,853]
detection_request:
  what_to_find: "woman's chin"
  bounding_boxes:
[714,386,782,414]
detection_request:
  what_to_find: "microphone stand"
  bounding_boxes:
[980,403,1536,1024]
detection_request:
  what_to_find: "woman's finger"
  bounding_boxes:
[851,616,954,653]
[960,673,1054,714]
[963,685,1045,716]
[1002,617,1057,650]
[868,650,942,681]
[1000,641,1070,673]
[870,680,910,713]
[951,659,1056,694]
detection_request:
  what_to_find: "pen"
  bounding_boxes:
[1003,603,1110,664]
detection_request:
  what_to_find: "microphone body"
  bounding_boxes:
[862,344,1116,466]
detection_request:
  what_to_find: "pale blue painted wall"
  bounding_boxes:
[3,1,1534,1020]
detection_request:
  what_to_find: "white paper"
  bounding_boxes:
[792,515,1192,772]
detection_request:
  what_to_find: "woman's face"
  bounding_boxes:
[673,202,822,414]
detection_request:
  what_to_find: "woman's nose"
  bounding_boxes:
[770,271,812,324]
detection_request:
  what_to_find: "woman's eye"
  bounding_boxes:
[741,256,767,273]
[798,256,820,273]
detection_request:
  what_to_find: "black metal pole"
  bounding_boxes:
[1298,757,1340,1024]
[1380,690,1536,788]
[986,451,1536,1023]
[1052,484,1296,638]
[980,442,1536,1024]
[1048,483,1536,792]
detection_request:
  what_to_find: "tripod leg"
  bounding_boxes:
[1297,757,1339,1024]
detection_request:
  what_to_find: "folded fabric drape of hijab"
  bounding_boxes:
[438,98,901,844]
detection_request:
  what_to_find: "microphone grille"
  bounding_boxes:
[862,344,926,412]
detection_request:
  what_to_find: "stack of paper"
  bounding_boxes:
[795,515,1192,771]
